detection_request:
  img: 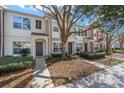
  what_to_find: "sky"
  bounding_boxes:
[2,5,44,17]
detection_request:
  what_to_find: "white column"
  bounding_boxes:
[45,38,48,56]
[73,42,76,54]
[31,38,36,59]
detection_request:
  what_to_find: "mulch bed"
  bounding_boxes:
[0,63,35,88]
[46,58,102,87]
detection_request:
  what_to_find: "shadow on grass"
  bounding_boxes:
[0,69,33,88]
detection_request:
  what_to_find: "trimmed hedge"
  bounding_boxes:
[0,57,34,75]
[51,53,62,57]
[51,53,71,58]
[79,52,106,59]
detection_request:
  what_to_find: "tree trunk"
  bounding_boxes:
[105,33,112,53]
[120,42,124,50]
[61,41,66,60]
[105,34,110,53]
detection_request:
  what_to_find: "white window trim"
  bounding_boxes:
[53,42,61,53]
[13,16,31,30]
[13,41,30,55]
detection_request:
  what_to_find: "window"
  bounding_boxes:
[13,16,31,30]
[74,28,83,36]
[76,43,82,52]
[13,41,30,54]
[94,33,97,37]
[13,16,22,29]
[94,44,99,50]
[84,31,87,36]
[53,26,59,32]
[23,18,31,30]
[36,20,41,29]
[53,42,61,53]
[79,29,83,36]
[13,41,23,54]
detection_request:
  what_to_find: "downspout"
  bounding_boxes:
[2,9,4,57]
[0,8,4,57]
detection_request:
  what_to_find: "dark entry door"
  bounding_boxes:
[36,42,43,56]
[84,43,88,52]
[68,42,73,54]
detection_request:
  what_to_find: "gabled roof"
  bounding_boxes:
[1,5,44,17]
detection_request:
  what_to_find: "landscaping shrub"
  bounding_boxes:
[0,57,34,75]
[51,53,72,58]
[51,53,62,57]
[46,53,76,66]
[46,55,53,60]
[20,48,30,57]
[79,52,106,59]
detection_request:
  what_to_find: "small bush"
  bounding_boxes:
[20,48,30,57]
[46,55,53,60]
[51,53,62,57]
[0,57,34,75]
[79,52,105,59]
[51,53,72,58]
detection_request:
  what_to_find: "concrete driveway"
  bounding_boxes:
[57,63,124,88]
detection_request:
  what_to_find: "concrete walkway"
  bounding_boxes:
[81,58,109,69]
[32,58,54,88]
[57,63,124,88]
[107,56,124,61]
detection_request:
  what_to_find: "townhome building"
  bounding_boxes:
[0,5,106,58]
[74,26,106,52]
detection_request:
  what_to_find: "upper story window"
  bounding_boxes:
[94,33,97,37]
[13,16,31,30]
[53,26,59,32]
[13,16,22,29]
[36,20,41,29]
[84,31,87,36]
[23,18,31,30]
[79,29,83,36]
[74,28,83,36]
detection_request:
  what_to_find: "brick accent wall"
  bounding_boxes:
[90,30,93,40]
[96,31,100,42]
[90,41,93,52]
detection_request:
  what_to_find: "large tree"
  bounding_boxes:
[35,5,99,59]
[97,6,124,52]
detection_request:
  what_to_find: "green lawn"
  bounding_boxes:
[113,59,124,64]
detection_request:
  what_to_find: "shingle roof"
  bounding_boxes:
[2,5,44,17]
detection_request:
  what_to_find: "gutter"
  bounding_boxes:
[0,7,4,57]
[2,9,4,56]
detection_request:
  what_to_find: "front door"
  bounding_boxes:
[36,42,43,56]
[84,43,88,52]
[68,42,73,54]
